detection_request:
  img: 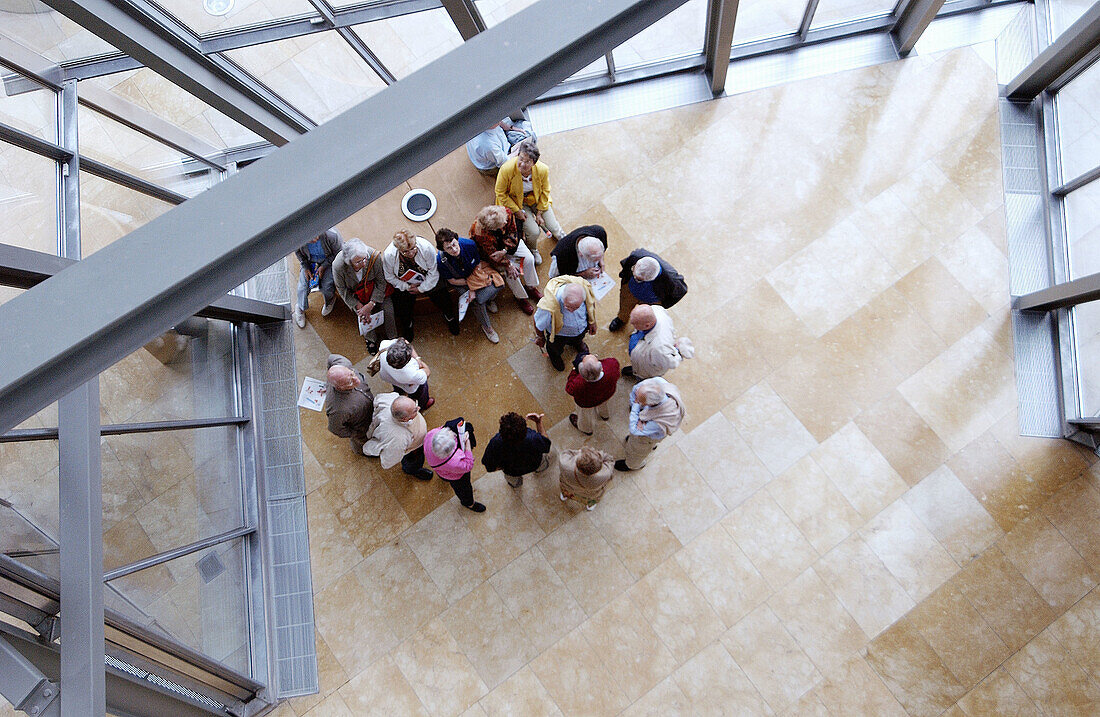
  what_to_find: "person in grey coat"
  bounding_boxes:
[324,354,374,455]
[333,238,397,354]
[293,229,342,329]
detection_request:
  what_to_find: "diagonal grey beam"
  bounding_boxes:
[1013,270,1100,312]
[440,0,487,40]
[0,0,689,436]
[703,0,739,94]
[891,0,947,56]
[1007,0,1100,98]
[38,0,314,145]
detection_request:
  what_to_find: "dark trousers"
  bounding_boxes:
[394,381,431,411]
[392,286,453,340]
[447,473,475,506]
[401,446,425,476]
[546,332,588,366]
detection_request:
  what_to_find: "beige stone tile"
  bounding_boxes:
[671,642,772,716]
[815,534,915,638]
[313,571,398,678]
[301,692,353,717]
[488,549,585,655]
[955,546,1056,653]
[585,477,681,580]
[632,446,725,545]
[1005,627,1100,716]
[402,503,495,604]
[768,567,868,677]
[440,582,533,690]
[337,655,429,717]
[1043,478,1100,571]
[865,616,967,717]
[529,627,631,717]
[890,160,984,255]
[947,432,1043,532]
[579,592,678,702]
[675,522,771,628]
[895,256,988,347]
[780,691,831,716]
[627,558,724,665]
[620,675,693,716]
[723,381,818,477]
[812,655,907,717]
[904,466,1003,565]
[537,513,635,616]
[304,490,363,594]
[288,633,348,716]
[319,469,412,559]
[812,423,908,522]
[767,342,865,444]
[846,185,939,277]
[723,490,818,592]
[855,390,949,488]
[992,410,1091,497]
[353,540,447,643]
[392,618,489,717]
[768,456,862,555]
[677,411,774,511]
[908,581,1009,690]
[478,666,562,717]
[999,512,1098,613]
[722,604,822,713]
[862,500,959,603]
[458,472,545,571]
[938,224,1010,314]
[957,667,1039,717]
[1048,587,1100,684]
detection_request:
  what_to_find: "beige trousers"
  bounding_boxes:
[575,401,610,434]
[623,433,659,470]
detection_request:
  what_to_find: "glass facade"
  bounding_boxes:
[810,0,898,30]
[1055,55,1100,184]
[351,8,464,79]
[0,143,57,255]
[612,0,707,68]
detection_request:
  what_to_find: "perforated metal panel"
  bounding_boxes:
[1012,310,1062,436]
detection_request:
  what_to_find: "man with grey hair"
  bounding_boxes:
[533,276,596,371]
[565,352,620,435]
[615,376,685,471]
[363,393,432,480]
[324,354,374,455]
[549,225,607,279]
[624,303,693,379]
[609,249,688,332]
[333,237,396,354]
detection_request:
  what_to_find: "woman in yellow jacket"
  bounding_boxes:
[494,139,565,265]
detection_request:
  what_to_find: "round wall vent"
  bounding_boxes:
[401,188,436,222]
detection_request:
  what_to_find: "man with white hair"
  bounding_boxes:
[332,237,396,354]
[565,352,620,435]
[616,376,685,471]
[363,393,433,481]
[608,249,688,332]
[323,354,374,455]
[549,225,607,279]
[533,276,597,371]
[384,229,455,341]
[624,304,693,379]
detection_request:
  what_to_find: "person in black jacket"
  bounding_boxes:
[608,249,688,332]
[549,225,607,279]
[481,411,551,488]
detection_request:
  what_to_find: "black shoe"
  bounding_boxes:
[464,501,486,512]
[622,365,634,377]
[365,338,379,354]
[608,318,624,332]
[446,317,460,336]
[414,468,433,481]
[549,352,565,371]
[614,459,633,472]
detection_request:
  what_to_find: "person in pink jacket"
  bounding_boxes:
[424,419,486,512]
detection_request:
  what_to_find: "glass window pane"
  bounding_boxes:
[0,142,57,255]
[612,0,706,70]
[78,171,174,256]
[733,0,805,45]
[1048,0,1100,42]
[1055,57,1100,184]
[151,0,318,36]
[106,537,250,673]
[224,32,387,125]
[1073,299,1100,416]
[475,0,537,28]
[0,439,59,559]
[0,63,57,141]
[0,0,120,62]
[0,501,59,579]
[1066,179,1100,279]
[83,69,262,150]
[351,8,464,80]
[811,0,897,30]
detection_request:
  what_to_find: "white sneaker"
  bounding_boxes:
[293,307,306,328]
[321,300,335,316]
[483,325,500,343]
[586,503,595,511]
[487,300,498,314]
[533,251,543,266]
[559,492,567,502]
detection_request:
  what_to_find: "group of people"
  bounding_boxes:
[304,127,696,513]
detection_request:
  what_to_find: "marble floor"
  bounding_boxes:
[270,46,1100,717]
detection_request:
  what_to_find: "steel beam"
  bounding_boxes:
[440,0,487,40]
[704,0,739,94]
[1014,271,1100,312]
[1054,164,1100,196]
[0,0,690,436]
[0,635,60,717]
[0,36,63,90]
[892,0,947,55]
[38,0,313,145]
[1007,0,1100,98]
[798,0,821,39]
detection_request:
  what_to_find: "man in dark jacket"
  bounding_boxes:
[323,353,374,455]
[481,411,551,488]
[293,229,343,329]
[549,224,607,279]
[608,249,688,331]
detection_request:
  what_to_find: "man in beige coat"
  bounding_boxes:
[559,447,615,510]
[616,377,686,471]
[624,304,692,379]
[363,393,432,480]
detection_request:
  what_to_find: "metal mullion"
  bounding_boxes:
[606,51,616,81]
[1054,164,1100,196]
[79,156,188,205]
[704,0,738,95]
[440,0,486,40]
[798,0,821,38]
[0,121,72,162]
[337,26,397,84]
[103,525,255,582]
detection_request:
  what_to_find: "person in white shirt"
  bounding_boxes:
[377,338,433,412]
[364,394,432,480]
[383,229,456,340]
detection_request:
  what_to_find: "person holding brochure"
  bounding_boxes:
[424,418,486,512]
[332,238,396,354]
[470,205,542,315]
[435,228,503,343]
[383,229,457,341]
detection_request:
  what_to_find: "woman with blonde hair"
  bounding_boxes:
[470,205,542,315]
[558,446,615,510]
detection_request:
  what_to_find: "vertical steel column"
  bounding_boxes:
[440,0,486,40]
[703,0,739,94]
[892,0,947,56]
[798,0,821,39]
[57,79,106,717]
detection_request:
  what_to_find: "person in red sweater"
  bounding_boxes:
[565,353,621,435]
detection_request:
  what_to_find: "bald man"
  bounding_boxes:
[363,393,432,480]
[533,276,597,371]
[324,354,374,454]
[625,304,688,379]
[565,352,620,435]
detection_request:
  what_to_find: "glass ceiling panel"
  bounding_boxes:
[79,171,174,256]
[733,0,805,45]
[0,62,56,141]
[152,0,319,37]
[1047,0,1100,43]
[810,0,897,30]
[475,0,537,27]
[1055,57,1100,185]
[0,0,119,62]
[351,7,463,80]
[0,141,57,256]
[612,0,706,70]
[224,32,386,125]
